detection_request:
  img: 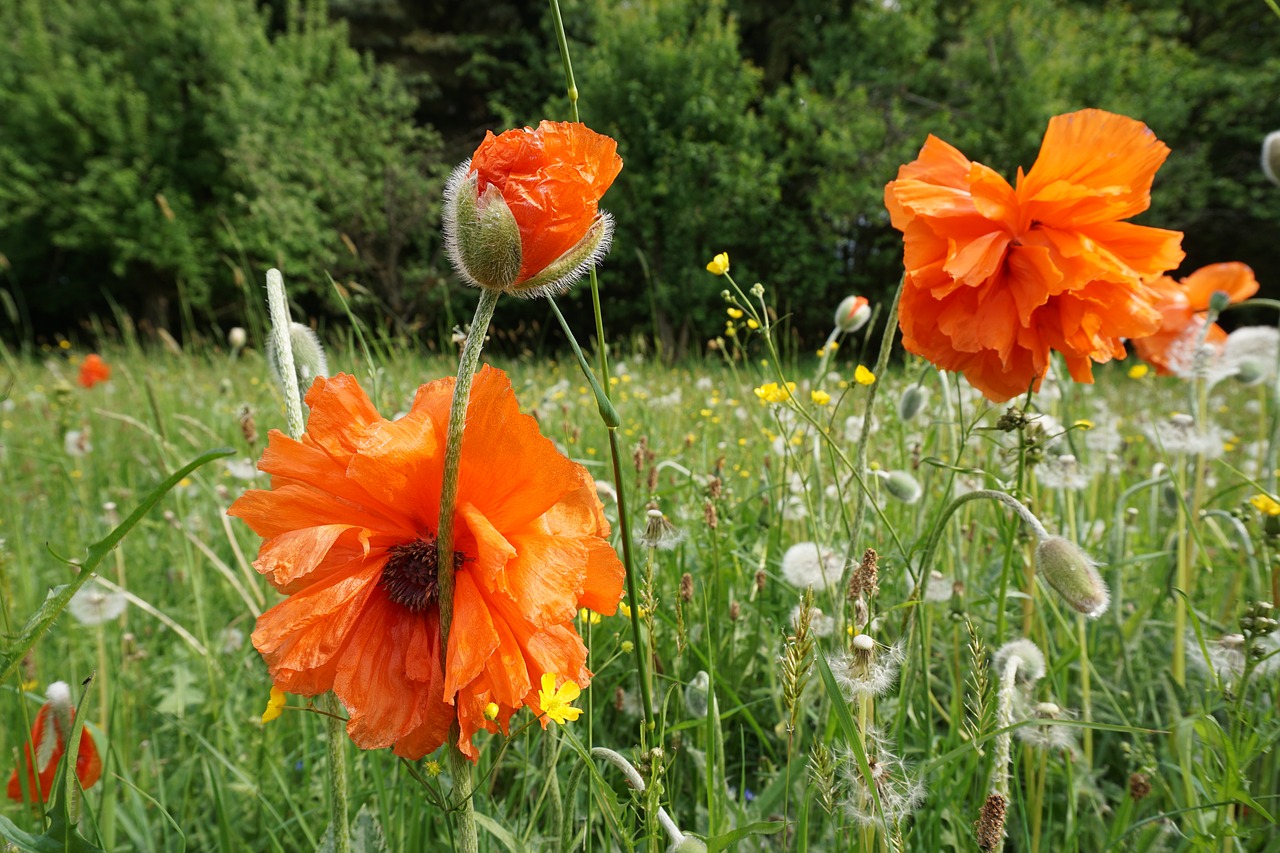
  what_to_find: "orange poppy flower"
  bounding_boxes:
[885,109,1185,402]
[1130,263,1259,375]
[78,354,111,388]
[7,682,103,803]
[229,367,625,759]
[445,121,623,296]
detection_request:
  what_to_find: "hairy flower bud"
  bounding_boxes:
[835,295,871,333]
[879,470,923,504]
[443,121,622,299]
[1264,131,1280,187]
[1035,536,1109,618]
[266,322,328,395]
[898,384,929,422]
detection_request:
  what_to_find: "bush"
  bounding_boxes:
[0,0,443,340]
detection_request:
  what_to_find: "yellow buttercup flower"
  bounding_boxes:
[261,685,286,723]
[854,365,876,386]
[1251,493,1280,516]
[579,607,602,625]
[1074,419,1094,430]
[811,390,831,406]
[484,702,500,721]
[706,252,730,276]
[727,307,743,319]
[746,318,759,330]
[538,673,583,725]
[1128,364,1149,379]
[753,381,796,405]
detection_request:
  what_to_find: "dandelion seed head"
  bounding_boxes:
[68,579,127,626]
[832,638,904,699]
[781,542,843,592]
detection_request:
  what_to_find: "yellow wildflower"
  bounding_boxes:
[811,390,831,406]
[1128,364,1149,379]
[1251,494,1280,516]
[579,607,602,625]
[484,702,500,721]
[727,307,743,319]
[706,252,730,276]
[854,365,876,386]
[754,381,796,404]
[261,685,286,723]
[1073,419,1094,430]
[747,318,760,330]
[538,673,583,725]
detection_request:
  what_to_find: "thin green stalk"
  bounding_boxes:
[547,297,653,733]
[547,0,653,743]
[435,286,501,853]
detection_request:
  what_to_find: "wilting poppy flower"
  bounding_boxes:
[443,120,623,298]
[229,367,625,759]
[1130,263,1259,376]
[7,682,103,803]
[885,109,1185,402]
[78,354,110,388]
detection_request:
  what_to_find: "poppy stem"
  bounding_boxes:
[435,285,500,853]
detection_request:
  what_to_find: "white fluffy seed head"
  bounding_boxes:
[781,542,843,592]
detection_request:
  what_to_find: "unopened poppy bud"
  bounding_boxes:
[898,384,929,422]
[442,121,622,298]
[1234,359,1265,385]
[834,295,871,333]
[266,322,328,394]
[1263,131,1280,186]
[1035,535,1109,618]
[879,470,922,504]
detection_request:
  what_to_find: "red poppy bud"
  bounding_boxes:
[443,121,622,298]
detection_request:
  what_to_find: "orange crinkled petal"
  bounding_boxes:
[471,121,623,284]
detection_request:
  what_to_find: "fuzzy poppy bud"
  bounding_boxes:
[443,121,622,298]
[1035,535,1109,618]
[898,384,929,422]
[1208,289,1232,315]
[834,295,871,333]
[879,470,922,504]
[1263,131,1280,187]
[266,322,328,395]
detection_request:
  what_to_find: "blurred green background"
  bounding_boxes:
[1,0,1277,355]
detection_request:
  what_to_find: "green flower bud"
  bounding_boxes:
[1035,536,1109,618]
[266,321,328,396]
[1233,359,1265,385]
[880,470,922,504]
[898,384,929,422]
[1263,131,1280,187]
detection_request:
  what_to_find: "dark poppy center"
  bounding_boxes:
[380,537,462,612]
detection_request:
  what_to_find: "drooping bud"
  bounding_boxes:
[879,470,923,504]
[1263,131,1280,187]
[834,295,871,333]
[266,321,328,396]
[443,166,524,290]
[1035,535,1110,618]
[898,383,929,422]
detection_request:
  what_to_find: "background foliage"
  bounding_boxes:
[1,0,1278,352]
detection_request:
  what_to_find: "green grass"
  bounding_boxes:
[2,321,1279,852]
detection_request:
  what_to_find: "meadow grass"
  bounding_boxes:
[2,312,1279,852]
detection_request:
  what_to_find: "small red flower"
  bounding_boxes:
[78,354,111,388]
[7,683,103,803]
